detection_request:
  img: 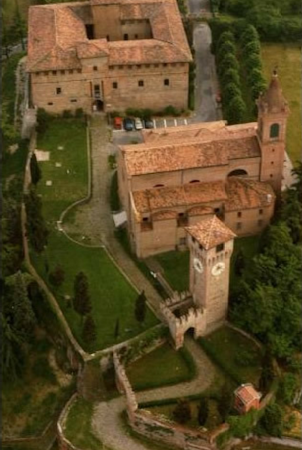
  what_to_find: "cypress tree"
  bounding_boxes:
[30,153,42,185]
[134,290,147,324]
[82,315,96,344]
[73,272,92,321]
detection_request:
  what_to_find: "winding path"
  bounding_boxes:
[92,336,222,450]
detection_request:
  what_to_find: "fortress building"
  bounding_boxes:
[118,72,289,258]
[26,0,192,113]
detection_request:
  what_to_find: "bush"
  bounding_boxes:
[239,24,259,45]
[228,409,259,438]
[36,108,54,135]
[110,171,120,212]
[75,108,84,118]
[242,40,261,57]
[277,373,299,405]
[163,105,181,117]
[226,95,246,124]
[62,109,73,118]
[222,82,241,104]
[260,403,283,437]
[218,53,239,75]
[217,31,236,49]
[221,68,241,87]
[173,399,191,424]
[49,265,65,287]
[217,40,236,62]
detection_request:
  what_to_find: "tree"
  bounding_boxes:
[114,318,120,339]
[217,41,236,62]
[49,265,65,287]
[24,187,49,253]
[173,399,192,424]
[135,291,147,324]
[221,68,240,87]
[218,385,233,421]
[30,153,42,185]
[234,247,245,276]
[278,373,299,405]
[197,397,209,426]
[73,272,92,321]
[222,82,241,104]
[259,349,275,393]
[1,313,24,380]
[226,95,246,124]
[82,315,96,344]
[11,1,26,50]
[218,53,239,75]
[260,403,283,437]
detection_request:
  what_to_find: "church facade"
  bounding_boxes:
[118,73,289,258]
[26,0,191,114]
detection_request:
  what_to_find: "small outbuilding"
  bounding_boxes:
[234,383,261,414]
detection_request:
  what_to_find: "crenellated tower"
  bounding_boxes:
[257,70,290,194]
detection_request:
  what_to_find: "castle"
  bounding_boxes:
[26,0,191,114]
[118,72,289,259]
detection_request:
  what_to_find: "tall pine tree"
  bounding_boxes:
[134,290,146,324]
[82,315,96,344]
[73,272,92,322]
[30,153,42,185]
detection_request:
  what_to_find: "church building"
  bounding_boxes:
[26,0,191,114]
[118,72,289,258]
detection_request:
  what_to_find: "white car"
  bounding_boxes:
[134,117,144,130]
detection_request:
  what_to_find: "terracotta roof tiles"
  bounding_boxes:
[186,216,236,249]
[235,384,261,405]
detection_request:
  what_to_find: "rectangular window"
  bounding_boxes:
[113,82,118,89]
[70,99,77,103]
[77,69,82,73]
[124,34,128,40]
[93,66,98,71]
[164,78,170,86]
[128,66,132,70]
[43,71,48,76]
[47,102,53,105]
[52,70,57,75]
[138,80,144,87]
[136,65,141,69]
[56,87,62,95]
[259,209,263,215]
[119,66,123,70]
[179,237,186,246]
[69,69,73,74]
[216,243,225,253]
[237,211,242,218]
[106,35,110,41]
[60,70,65,75]
[35,72,40,76]
[145,64,150,68]
[135,34,138,39]
[236,222,242,230]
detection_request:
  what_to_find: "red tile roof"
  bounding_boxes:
[235,384,261,405]
[186,216,236,249]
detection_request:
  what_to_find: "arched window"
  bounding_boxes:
[153,184,164,188]
[227,169,248,177]
[189,179,200,183]
[270,123,280,139]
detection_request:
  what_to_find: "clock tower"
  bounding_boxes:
[186,216,236,333]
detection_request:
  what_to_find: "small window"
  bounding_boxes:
[136,65,141,69]
[154,64,159,68]
[272,148,275,152]
[135,34,138,39]
[163,63,168,67]
[271,161,274,165]
[179,237,186,245]
[192,237,196,243]
[113,82,118,89]
[270,174,273,178]
[119,65,123,70]
[128,66,132,70]
[178,213,184,217]
[236,222,242,230]
[109,66,113,70]
[60,70,65,75]
[270,123,280,139]
[138,80,144,87]
[153,184,164,188]
[164,78,170,86]
[47,102,53,105]
[93,66,98,71]
[216,243,225,253]
[77,69,82,73]
[106,35,110,41]
[56,87,62,95]
[143,217,149,222]
[145,64,150,68]
[259,209,263,215]
[237,211,242,218]
[36,72,40,76]
[214,208,220,214]
[70,99,77,103]
[52,70,57,75]
[69,69,73,74]
[124,33,129,40]
[43,71,48,76]
[189,179,200,183]
[258,219,263,227]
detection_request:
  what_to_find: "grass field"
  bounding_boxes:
[32,118,157,352]
[200,326,263,386]
[155,250,190,292]
[64,397,103,450]
[261,43,301,164]
[126,342,195,390]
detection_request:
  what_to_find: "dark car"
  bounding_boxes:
[144,118,154,129]
[123,117,135,131]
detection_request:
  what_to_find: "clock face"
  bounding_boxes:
[193,257,203,274]
[211,262,225,277]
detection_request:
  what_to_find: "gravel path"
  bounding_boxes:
[92,336,221,450]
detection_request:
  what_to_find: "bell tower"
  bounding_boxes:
[186,216,236,333]
[257,70,290,194]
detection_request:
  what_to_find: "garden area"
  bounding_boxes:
[126,342,196,391]
[198,325,263,386]
[30,116,157,352]
[154,250,190,292]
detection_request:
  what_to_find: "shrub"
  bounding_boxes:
[217,41,237,62]
[218,53,239,75]
[217,31,235,49]
[222,82,241,104]
[163,105,181,117]
[49,265,65,287]
[277,373,299,405]
[36,108,54,135]
[173,399,191,424]
[239,25,259,46]
[242,40,261,57]
[221,68,241,87]
[62,109,73,118]
[260,403,283,437]
[75,108,84,118]
[226,95,246,124]
[228,409,259,438]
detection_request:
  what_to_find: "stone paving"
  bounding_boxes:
[92,336,221,450]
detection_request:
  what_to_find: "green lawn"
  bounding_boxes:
[64,397,103,450]
[261,43,302,164]
[2,336,75,438]
[200,326,263,386]
[155,250,190,292]
[33,118,157,352]
[126,342,195,390]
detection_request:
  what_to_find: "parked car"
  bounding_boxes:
[134,117,144,130]
[144,118,154,129]
[123,117,135,131]
[113,117,123,130]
